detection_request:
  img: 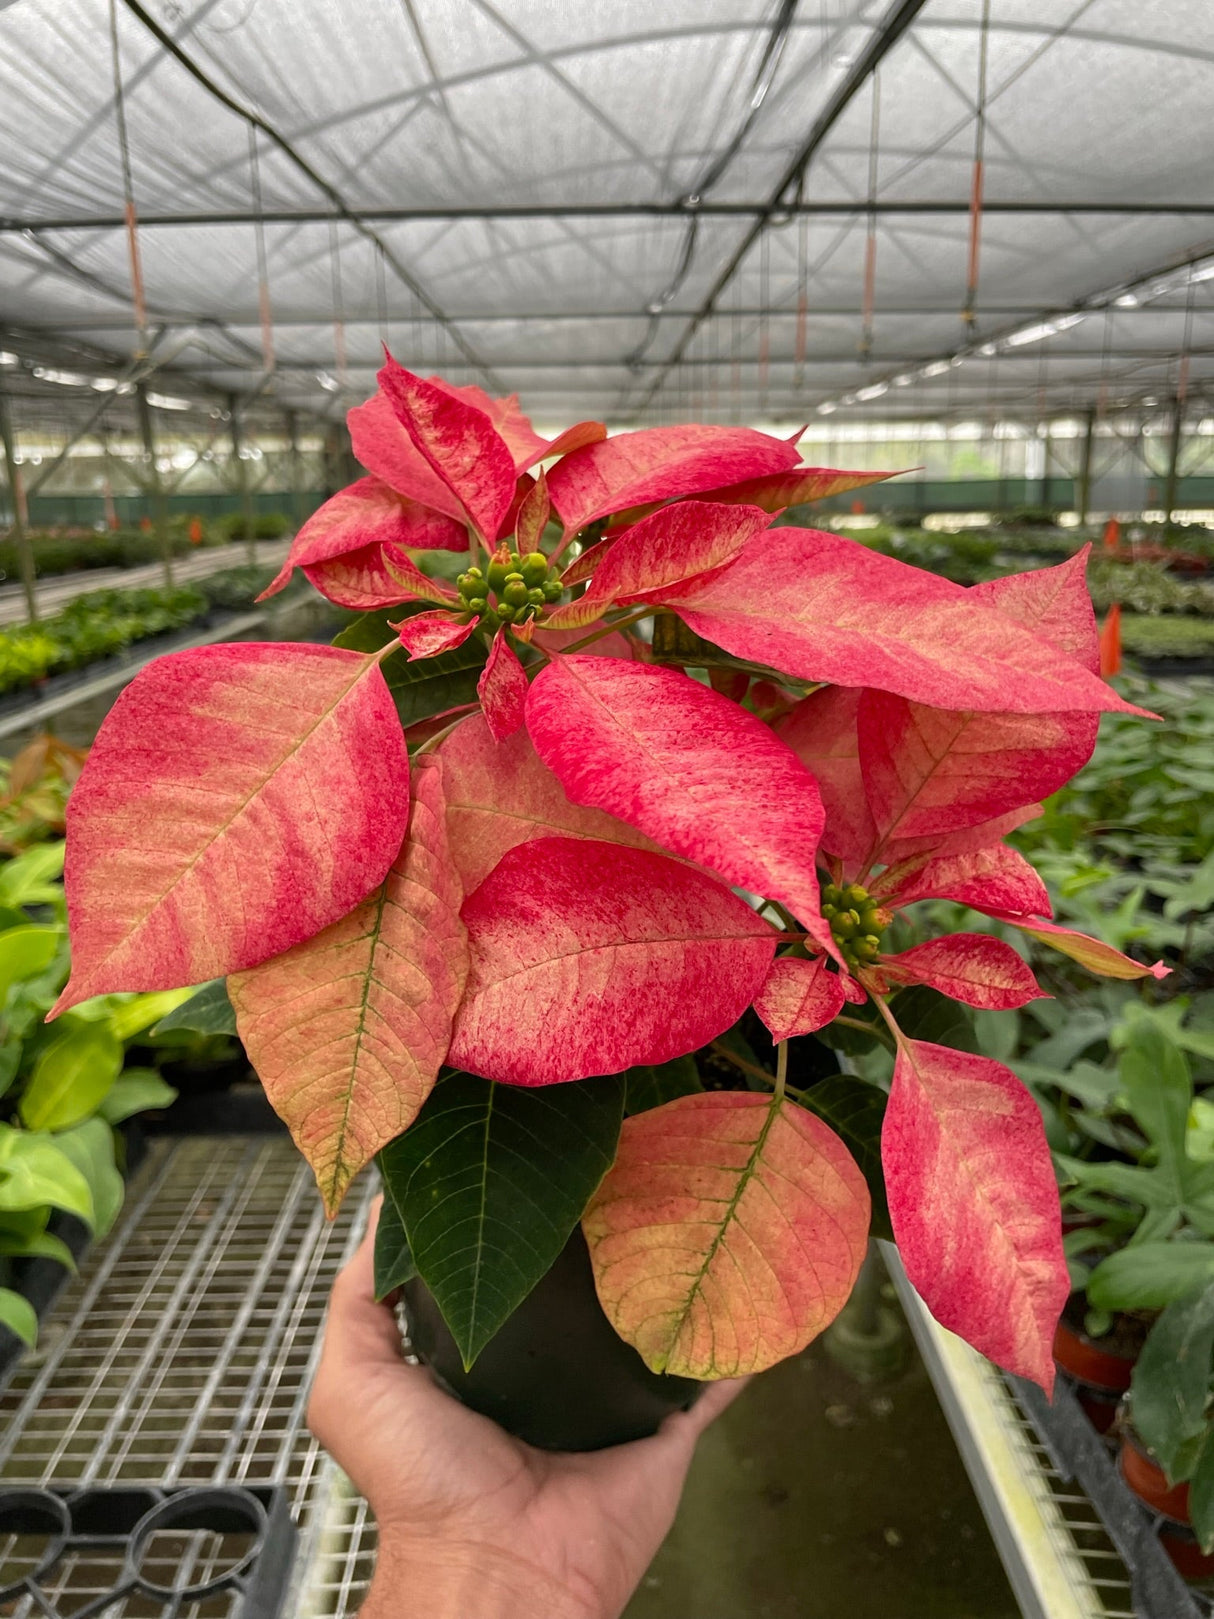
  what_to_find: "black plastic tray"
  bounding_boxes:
[1014,1374,1209,1618]
[0,1483,294,1617]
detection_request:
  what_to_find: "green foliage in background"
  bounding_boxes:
[1009,675,1214,970]
[0,518,221,581]
[0,738,203,1348]
[0,565,285,697]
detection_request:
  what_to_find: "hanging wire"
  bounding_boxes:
[248,127,275,374]
[625,0,800,371]
[107,0,148,354]
[859,69,880,362]
[962,0,992,328]
[329,219,348,396]
[758,231,772,415]
[375,241,390,350]
[794,211,810,390]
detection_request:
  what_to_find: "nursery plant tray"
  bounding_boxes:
[883,1245,1207,1619]
[0,1483,294,1617]
[0,1135,379,1616]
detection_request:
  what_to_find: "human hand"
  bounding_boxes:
[308,1199,748,1619]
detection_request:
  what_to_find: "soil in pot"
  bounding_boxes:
[402,1227,702,1452]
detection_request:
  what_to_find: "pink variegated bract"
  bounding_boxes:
[52,357,1166,1397]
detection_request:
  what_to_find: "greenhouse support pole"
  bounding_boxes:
[0,377,38,621]
[228,394,256,564]
[1162,395,1184,523]
[285,409,307,530]
[1076,407,1096,526]
[136,383,173,588]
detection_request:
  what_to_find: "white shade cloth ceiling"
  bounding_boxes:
[1,0,1213,429]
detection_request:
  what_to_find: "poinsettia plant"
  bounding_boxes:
[49,356,1167,1394]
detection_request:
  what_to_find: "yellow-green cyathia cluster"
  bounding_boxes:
[821,882,888,971]
[457,546,563,628]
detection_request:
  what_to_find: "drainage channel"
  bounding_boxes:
[0,1136,377,1617]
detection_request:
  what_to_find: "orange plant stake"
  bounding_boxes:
[1102,516,1120,552]
[1099,603,1122,676]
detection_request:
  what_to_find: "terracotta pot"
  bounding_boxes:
[1053,1318,1137,1395]
[1119,1427,1191,1522]
[1158,1521,1214,1581]
[402,1228,701,1452]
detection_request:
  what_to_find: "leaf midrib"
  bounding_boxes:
[94,652,378,981]
[665,1096,782,1372]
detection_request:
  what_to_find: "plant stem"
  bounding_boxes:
[870,993,906,1053]
[709,1040,774,1088]
[775,1040,788,1102]
[558,608,654,654]
[833,1013,897,1053]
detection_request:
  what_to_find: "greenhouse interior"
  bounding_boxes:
[1,2,1213,1616]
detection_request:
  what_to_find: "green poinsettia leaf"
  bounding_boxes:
[378,1069,625,1369]
[333,609,488,728]
[624,1055,703,1115]
[795,1074,891,1240]
[151,979,237,1037]
[373,1188,417,1301]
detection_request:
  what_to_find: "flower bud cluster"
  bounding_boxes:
[458,546,563,628]
[821,882,889,971]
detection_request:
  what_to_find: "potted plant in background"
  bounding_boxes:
[48,357,1166,1449]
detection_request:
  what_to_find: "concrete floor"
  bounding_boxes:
[626,1295,1019,1619]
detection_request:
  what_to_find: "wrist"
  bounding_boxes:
[361,1530,606,1619]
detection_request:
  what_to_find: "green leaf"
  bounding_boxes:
[0,1126,94,1225]
[973,1007,1019,1064]
[0,1040,21,1101]
[1055,1155,1178,1211]
[52,1119,123,1237]
[1087,1241,1214,1311]
[0,841,64,907]
[1131,1280,1214,1478]
[378,1069,625,1369]
[0,924,61,1005]
[103,989,195,1043]
[0,1286,37,1347]
[889,985,980,1053]
[624,1055,703,1114]
[1015,1058,1120,1111]
[373,1191,417,1300]
[1120,1022,1192,1199]
[19,1021,122,1132]
[795,1074,891,1240]
[334,610,488,727]
[814,997,887,1057]
[98,1069,177,1124]
[150,979,237,1037]
[0,1229,76,1270]
[1191,1432,1214,1554]
[0,1206,48,1241]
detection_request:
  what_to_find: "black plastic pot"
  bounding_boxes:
[402,1228,702,1452]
